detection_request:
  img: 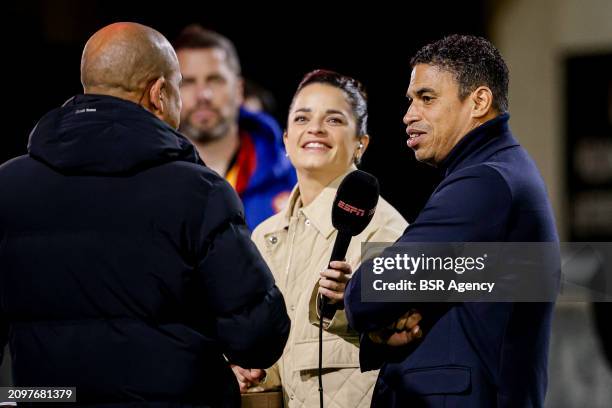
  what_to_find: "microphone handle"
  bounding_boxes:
[329,230,352,263]
[318,230,352,408]
[320,230,353,309]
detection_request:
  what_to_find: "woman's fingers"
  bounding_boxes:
[320,268,349,282]
[328,261,352,275]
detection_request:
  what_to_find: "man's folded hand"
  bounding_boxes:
[368,310,423,347]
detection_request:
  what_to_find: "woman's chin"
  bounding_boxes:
[297,163,348,179]
[296,161,330,174]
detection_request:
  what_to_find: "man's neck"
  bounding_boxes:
[445,111,502,162]
[193,125,240,176]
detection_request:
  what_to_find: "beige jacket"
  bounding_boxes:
[252,171,408,408]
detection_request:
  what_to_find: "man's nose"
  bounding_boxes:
[403,103,420,126]
[196,84,213,102]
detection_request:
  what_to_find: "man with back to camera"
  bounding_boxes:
[173,25,296,230]
[336,35,559,406]
[0,22,289,407]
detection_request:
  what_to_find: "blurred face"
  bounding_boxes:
[403,64,474,166]
[177,47,242,142]
[285,83,363,179]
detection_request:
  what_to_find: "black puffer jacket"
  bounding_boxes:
[0,94,290,407]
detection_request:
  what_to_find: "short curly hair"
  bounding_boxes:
[411,34,509,112]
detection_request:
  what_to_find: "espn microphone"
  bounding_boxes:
[322,170,379,305]
[318,170,379,408]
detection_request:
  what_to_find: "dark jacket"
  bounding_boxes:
[0,94,290,407]
[345,114,558,407]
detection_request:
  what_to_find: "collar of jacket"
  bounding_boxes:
[28,94,202,175]
[439,112,517,178]
[276,166,358,239]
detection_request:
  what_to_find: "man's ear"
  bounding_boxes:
[471,86,494,119]
[149,77,166,114]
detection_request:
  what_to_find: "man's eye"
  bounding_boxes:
[423,95,433,103]
[180,79,195,88]
[328,117,343,124]
[294,115,307,123]
[207,75,226,85]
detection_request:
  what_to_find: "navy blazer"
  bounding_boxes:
[345,114,558,407]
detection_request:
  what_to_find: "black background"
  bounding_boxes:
[5,1,491,221]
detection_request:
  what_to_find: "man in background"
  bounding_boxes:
[174,25,296,229]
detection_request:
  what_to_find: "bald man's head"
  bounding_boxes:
[81,22,182,128]
[82,22,175,95]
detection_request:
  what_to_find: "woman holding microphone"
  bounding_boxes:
[234,70,416,407]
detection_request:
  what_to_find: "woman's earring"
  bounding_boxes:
[354,142,364,165]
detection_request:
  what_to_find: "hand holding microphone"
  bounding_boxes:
[318,170,424,347]
[317,170,379,408]
[319,170,380,312]
[318,260,352,305]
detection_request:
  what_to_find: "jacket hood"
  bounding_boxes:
[28,94,201,175]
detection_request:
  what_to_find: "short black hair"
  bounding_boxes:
[291,69,368,136]
[411,34,509,112]
[173,24,241,75]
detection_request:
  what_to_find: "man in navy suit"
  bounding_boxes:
[335,35,558,407]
